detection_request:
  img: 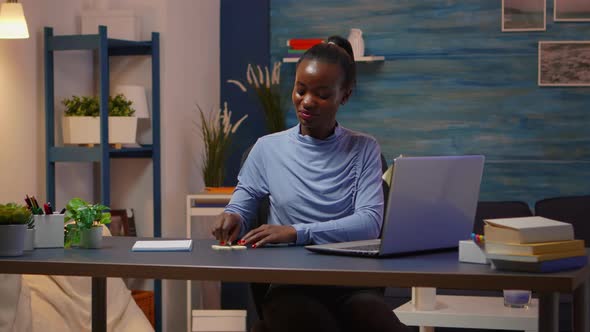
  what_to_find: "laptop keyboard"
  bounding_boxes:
[346,244,380,251]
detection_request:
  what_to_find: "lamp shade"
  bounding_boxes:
[112,85,150,118]
[0,2,29,39]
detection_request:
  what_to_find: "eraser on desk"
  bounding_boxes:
[459,240,489,264]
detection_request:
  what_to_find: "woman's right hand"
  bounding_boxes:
[211,212,242,244]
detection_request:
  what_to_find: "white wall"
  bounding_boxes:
[0,0,219,331]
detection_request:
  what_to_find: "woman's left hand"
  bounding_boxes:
[239,224,297,248]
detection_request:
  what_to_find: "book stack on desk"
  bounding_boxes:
[484,216,587,272]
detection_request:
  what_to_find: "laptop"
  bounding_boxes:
[305,155,485,257]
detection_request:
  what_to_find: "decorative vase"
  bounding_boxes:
[24,228,35,251]
[80,227,103,249]
[0,224,26,256]
[347,28,365,59]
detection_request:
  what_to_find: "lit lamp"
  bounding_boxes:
[112,85,150,119]
[0,0,29,39]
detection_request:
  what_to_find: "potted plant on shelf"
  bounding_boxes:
[197,102,248,188]
[62,94,137,147]
[227,62,288,134]
[64,198,111,249]
[0,203,33,256]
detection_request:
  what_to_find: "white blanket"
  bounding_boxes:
[0,227,153,332]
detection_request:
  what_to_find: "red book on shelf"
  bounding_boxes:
[287,38,324,50]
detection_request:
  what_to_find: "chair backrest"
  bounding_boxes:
[473,201,533,234]
[108,209,137,237]
[535,195,590,243]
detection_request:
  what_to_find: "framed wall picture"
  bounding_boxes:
[502,0,546,32]
[554,0,590,22]
[538,41,590,86]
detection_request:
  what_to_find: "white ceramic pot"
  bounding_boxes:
[24,228,35,251]
[0,224,27,256]
[80,227,103,249]
[62,116,138,145]
[347,28,365,59]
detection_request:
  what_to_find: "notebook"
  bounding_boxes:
[305,155,485,257]
[132,240,193,252]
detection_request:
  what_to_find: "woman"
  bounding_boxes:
[212,36,407,332]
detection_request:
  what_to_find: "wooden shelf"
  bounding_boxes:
[282,55,385,63]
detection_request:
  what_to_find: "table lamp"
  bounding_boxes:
[112,85,150,118]
[0,0,29,39]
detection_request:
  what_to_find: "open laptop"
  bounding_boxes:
[305,155,485,257]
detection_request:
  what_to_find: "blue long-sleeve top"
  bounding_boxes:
[224,124,384,245]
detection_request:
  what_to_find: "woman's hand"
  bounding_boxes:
[239,224,297,248]
[211,212,242,244]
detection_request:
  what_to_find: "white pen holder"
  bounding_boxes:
[34,214,65,248]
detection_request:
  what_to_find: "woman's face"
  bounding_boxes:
[292,59,351,139]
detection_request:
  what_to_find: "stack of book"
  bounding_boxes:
[284,38,324,60]
[484,216,587,272]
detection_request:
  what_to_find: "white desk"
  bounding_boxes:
[395,288,539,332]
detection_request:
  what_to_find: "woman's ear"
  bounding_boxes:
[340,88,352,105]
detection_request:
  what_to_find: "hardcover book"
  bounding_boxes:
[490,255,588,273]
[484,216,574,244]
[484,239,584,255]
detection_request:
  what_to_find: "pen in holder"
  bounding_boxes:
[34,213,65,248]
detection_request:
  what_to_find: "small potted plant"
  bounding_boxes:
[62,94,137,146]
[227,62,288,134]
[197,102,248,187]
[0,203,32,256]
[64,198,111,249]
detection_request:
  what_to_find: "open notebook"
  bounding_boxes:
[132,240,193,252]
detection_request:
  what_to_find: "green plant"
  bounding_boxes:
[64,198,111,247]
[197,102,248,187]
[63,96,100,116]
[62,94,135,117]
[0,203,33,225]
[109,94,135,117]
[227,62,288,133]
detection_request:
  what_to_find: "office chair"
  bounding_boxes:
[473,200,533,234]
[534,195,590,332]
[240,145,390,321]
[534,195,590,241]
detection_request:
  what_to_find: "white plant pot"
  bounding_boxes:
[347,28,365,59]
[24,228,35,251]
[0,224,27,256]
[62,116,138,145]
[80,227,103,249]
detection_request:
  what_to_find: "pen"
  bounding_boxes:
[24,195,32,209]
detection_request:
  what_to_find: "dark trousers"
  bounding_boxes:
[252,285,409,332]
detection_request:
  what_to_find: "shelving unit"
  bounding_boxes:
[282,55,385,63]
[186,193,233,332]
[44,25,162,331]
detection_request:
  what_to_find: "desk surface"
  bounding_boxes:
[1,237,588,292]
